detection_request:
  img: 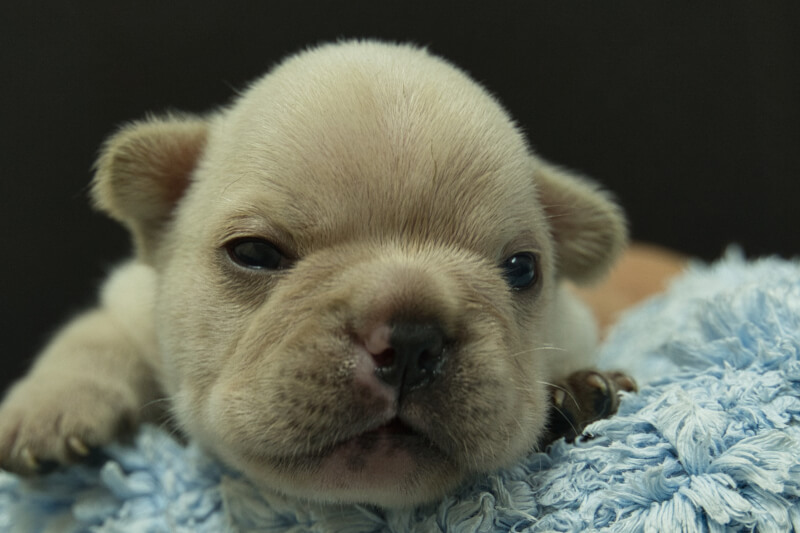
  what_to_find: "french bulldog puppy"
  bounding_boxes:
[0,41,633,507]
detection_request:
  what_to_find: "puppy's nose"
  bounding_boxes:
[367,322,447,396]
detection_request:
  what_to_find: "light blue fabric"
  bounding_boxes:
[2,250,799,532]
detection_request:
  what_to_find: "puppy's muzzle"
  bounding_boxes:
[367,322,447,398]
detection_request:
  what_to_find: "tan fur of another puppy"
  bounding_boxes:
[0,41,626,507]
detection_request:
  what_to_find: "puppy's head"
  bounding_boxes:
[92,42,625,507]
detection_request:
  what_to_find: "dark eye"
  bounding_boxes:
[226,238,286,270]
[501,252,538,289]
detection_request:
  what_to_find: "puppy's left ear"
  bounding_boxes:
[91,114,209,262]
[535,162,627,284]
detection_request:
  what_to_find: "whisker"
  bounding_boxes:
[536,380,581,412]
[506,344,568,360]
[140,397,172,412]
[548,403,581,439]
[531,345,567,353]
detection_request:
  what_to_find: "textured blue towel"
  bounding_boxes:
[2,250,799,532]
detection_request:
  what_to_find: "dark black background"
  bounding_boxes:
[2,1,798,393]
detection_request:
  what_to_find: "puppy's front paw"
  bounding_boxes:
[0,376,138,475]
[543,369,637,445]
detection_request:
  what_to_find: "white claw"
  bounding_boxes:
[67,436,89,456]
[552,389,566,407]
[21,448,39,470]
[586,374,608,394]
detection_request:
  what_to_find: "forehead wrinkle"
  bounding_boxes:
[212,142,544,259]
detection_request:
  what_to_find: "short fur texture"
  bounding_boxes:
[0,41,626,507]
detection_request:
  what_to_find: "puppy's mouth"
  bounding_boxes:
[362,416,417,437]
[330,415,429,453]
[329,413,438,456]
[244,413,454,500]
[298,415,445,487]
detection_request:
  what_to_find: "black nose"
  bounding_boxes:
[374,322,447,396]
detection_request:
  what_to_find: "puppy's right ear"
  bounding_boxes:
[92,115,208,262]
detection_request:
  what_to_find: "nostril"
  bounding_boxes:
[373,347,395,368]
[358,323,402,387]
[417,347,439,373]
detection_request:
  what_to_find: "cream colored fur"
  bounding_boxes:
[0,41,626,507]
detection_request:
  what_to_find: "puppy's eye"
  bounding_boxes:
[226,238,286,270]
[501,252,538,290]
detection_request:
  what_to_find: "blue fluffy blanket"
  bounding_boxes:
[2,250,800,532]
